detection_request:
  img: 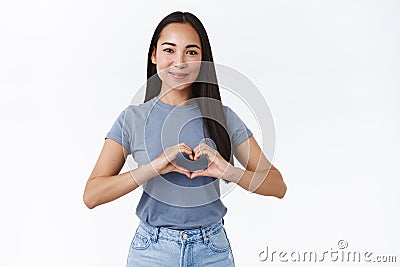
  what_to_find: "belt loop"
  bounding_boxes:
[200,226,208,244]
[152,226,159,242]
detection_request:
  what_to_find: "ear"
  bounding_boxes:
[151,46,157,64]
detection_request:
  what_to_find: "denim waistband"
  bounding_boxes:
[138,218,225,244]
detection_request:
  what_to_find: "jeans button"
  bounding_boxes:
[182,233,188,239]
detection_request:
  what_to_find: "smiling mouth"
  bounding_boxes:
[169,72,189,79]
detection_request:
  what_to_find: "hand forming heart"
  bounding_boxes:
[176,142,233,180]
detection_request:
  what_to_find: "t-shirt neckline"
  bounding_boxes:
[153,96,198,110]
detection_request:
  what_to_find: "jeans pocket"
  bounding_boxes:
[207,227,231,253]
[130,226,151,250]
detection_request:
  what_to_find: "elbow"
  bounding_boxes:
[83,191,97,209]
[269,169,286,199]
[276,188,287,199]
[276,176,287,199]
[276,181,287,199]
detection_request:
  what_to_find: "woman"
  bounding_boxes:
[83,11,287,266]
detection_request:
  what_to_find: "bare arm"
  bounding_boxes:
[226,135,287,198]
[83,139,158,209]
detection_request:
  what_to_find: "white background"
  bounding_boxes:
[1,0,399,266]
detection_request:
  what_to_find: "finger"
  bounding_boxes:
[195,142,215,154]
[173,165,191,177]
[184,149,194,160]
[177,143,194,160]
[193,144,205,160]
[194,142,212,152]
[183,148,194,160]
[187,148,194,160]
[196,145,217,163]
[178,142,193,152]
[191,170,206,178]
[177,171,191,178]
[171,162,191,177]
[168,147,192,162]
[193,149,201,160]
[178,144,193,155]
[177,168,191,178]
[160,164,174,175]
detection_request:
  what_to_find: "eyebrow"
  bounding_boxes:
[160,42,201,49]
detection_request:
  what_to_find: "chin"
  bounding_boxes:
[166,81,194,91]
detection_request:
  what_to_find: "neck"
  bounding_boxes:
[158,85,194,106]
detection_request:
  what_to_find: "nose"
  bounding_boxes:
[173,51,187,68]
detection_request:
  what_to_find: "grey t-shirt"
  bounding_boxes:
[105,96,253,229]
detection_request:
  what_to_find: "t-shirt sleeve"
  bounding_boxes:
[224,105,253,150]
[105,108,132,155]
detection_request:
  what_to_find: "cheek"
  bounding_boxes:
[187,61,202,80]
[188,60,201,71]
[156,61,173,82]
[156,61,171,81]
[156,57,171,72]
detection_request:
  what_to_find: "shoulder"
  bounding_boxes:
[222,104,232,115]
[124,97,157,119]
[221,104,240,121]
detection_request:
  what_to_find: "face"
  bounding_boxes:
[151,23,202,93]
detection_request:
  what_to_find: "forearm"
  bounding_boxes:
[225,166,287,198]
[84,162,158,209]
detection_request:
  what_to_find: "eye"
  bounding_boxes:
[163,48,174,53]
[187,50,199,55]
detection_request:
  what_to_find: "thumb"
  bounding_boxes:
[171,163,191,178]
[190,170,206,178]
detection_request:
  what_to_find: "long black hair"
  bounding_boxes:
[144,11,234,183]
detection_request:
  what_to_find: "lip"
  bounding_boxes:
[169,72,189,79]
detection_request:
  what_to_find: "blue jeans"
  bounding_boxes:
[126,218,235,266]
